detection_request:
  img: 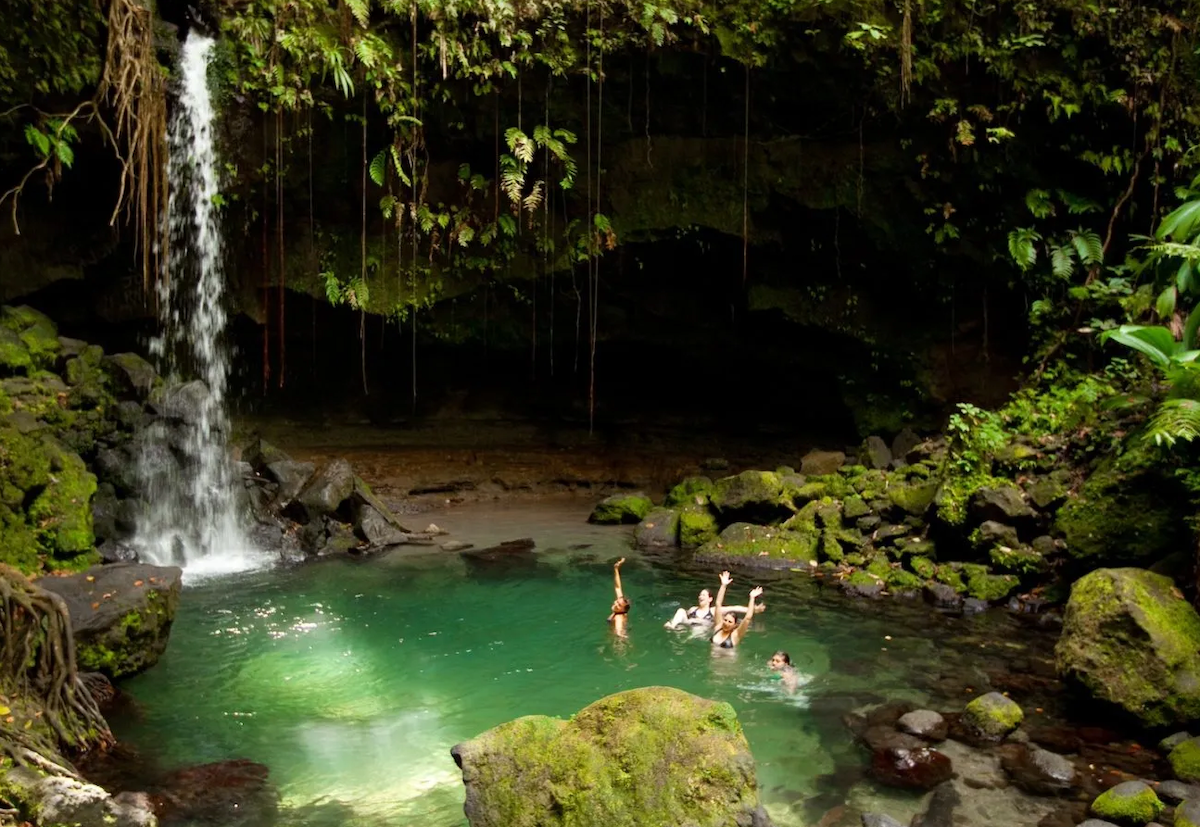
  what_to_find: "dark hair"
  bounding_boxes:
[772,651,792,665]
[615,596,631,613]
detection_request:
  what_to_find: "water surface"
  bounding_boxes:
[110,499,1060,826]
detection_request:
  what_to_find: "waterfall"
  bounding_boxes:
[133,30,266,577]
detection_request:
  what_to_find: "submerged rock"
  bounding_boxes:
[634,507,679,549]
[451,686,771,827]
[999,744,1077,794]
[897,710,947,742]
[1,765,156,827]
[1055,568,1200,727]
[870,746,952,790]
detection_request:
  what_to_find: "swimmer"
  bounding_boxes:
[607,557,630,638]
[710,571,764,649]
[664,583,766,629]
[768,650,800,694]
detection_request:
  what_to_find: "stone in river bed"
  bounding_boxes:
[897,710,948,741]
[870,746,952,790]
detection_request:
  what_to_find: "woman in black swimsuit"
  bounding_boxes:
[710,571,764,649]
[664,582,765,630]
[607,558,630,638]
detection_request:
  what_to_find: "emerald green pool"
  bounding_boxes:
[108,500,1059,827]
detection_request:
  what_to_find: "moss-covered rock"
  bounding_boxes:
[933,565,966,593]
[842,495,871,519]
[887,569,924,594]
[0,505,40,573]
[1055,452,1186,564]
[819,530,845,563]
[451,686,768,827]
[0,305,60,370]
[1168,737,1200,783]
[696,522,816,563]
[962,692,1024,741]
[988,544,1048,576]
[664,476,714,508]
[933,470,1004,527]
[1055,568,1200,727]
[39,563,182,680]
[0,327,33,374]
[887,482,939,516]
[28,438,96,559]
[1089,780,1164,825]
[589,493,653,524]
[679,505,720,548]
[781,500,819,532]
[909,556,936,579]
[0,425,51,508]
[710,470,790,522]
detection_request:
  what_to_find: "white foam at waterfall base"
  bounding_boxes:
[133,30,273,581]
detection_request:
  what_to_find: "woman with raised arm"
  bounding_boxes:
[664,582,766,630]
[607,557,631,638]
[710,570,764,649]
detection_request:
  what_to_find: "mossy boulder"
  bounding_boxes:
[634,508,680,550]
[710,471,790,523]
[679,505,720,548]
[961,563,1020,601]
[450,686,770,827]
[0,425,51,508]
[1055,454,1186,564]
[1168,737,1200,783]
[38,562,182,680]
[1089,780,1164,825]
[696,522,816,564]
[961,692,1024,741]
[909,556,936,579]
[1055,568,1200,727]
[0,327,33,374]
[588,493,653,525]
[886,569,924,594]
[1177,800,1200,827]
[988,544,1048,576]
[664,476,714,508]
[887,482,939,517]
[0,305,60,370]
[29,438,97,561]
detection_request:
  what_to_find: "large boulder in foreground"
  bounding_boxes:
[1055,568,1200,727]
[38,562,182,680]
[451,686,772,827]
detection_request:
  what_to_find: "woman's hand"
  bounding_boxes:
[749,585,764,600]
[615,558,625,568]
[719,570,733,587]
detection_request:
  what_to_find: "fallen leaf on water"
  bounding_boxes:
[91,602,99,610]
[4,716,13,724]
[134,580,144,587]
[86,575,95,582]
[24,719,32,729]
[0,706,9,715]
[102,593,112,599]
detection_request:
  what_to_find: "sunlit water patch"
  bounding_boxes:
[107,499,1060,827]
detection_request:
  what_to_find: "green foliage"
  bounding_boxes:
[946,403,1005,474]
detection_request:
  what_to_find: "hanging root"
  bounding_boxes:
[0,565,113,775]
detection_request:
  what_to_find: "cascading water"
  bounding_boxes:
[134,30,267,577]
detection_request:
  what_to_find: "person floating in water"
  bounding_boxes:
[768,650,800,694]
[710,571,764,649]
[664,582,766,630]
[608,557,630,638]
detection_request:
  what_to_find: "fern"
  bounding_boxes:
[369,149,388,186]
[1146,398,1200,447]
[1007,228,1040,270]
[1071,228,1103,265]
[1050,244,1075,279]
[1025,188,1053,218]
[345,0,370,27]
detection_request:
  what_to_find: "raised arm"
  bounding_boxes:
[613,558,625,599]
[734,586,764,642]
[713,570,733,626]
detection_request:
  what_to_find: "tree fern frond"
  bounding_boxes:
[1146,398,1200,447]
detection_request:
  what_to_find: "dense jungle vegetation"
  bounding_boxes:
[2,0,1200,446]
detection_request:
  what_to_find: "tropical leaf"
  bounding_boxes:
[369,149,387,186]
[1148,242,1200,263]
[1007,228,1039,270]
[1056,189,1102,214]
[1158,198,1200,242]
[505,128,535,163]
[345,0,370,27]
[23,124,49,157]
[1071,229,1103,265]
[379,194,397,218]
[1050,244,1074,279]
[1025,188,1053,218]
[1101,324,1176,368]
[1146,398,1200,447]
[1184,303,1200,350]
[1156,286,1177,320]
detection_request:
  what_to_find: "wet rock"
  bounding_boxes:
[976,520,1020,550]
[1154,779,1200,804]
[961,692,1023,742]
[1056,568,1200,728]
[1028,476,1068,510]
[634,507,680,549]
[152,380,211,425]
[862,815,905,827]
[999,744,1078,794]
[1090,780,1163,825]
[1078,822,1121,827]
[266,460,314,503]
[151,758,279,827]
[38,563,181,680]
[97,540,139,564]
[1159,731,1193,752]
[861,436,892,470]
[971,485,1037,523]
[897,710,948,741]
[1037,802,1090,827]
[1169,736,1200,782]
[441,540,474,552]
[293,458,355,521]
[911,781,961,827]
[870,746,952,790]
[355,503,409,546]
[892,428,922,462]
[241,436,291,471]
[857,725,923,754]
[92,483,122,543]
[841,571,884,598]
[962,597,990,614]
[95,446,136,496]
[114,400,146,430]
[800,449,845,476]
[103,353,157,400]
[710,471,791,523]
[588,492,653,524]
[924,582,963,609]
